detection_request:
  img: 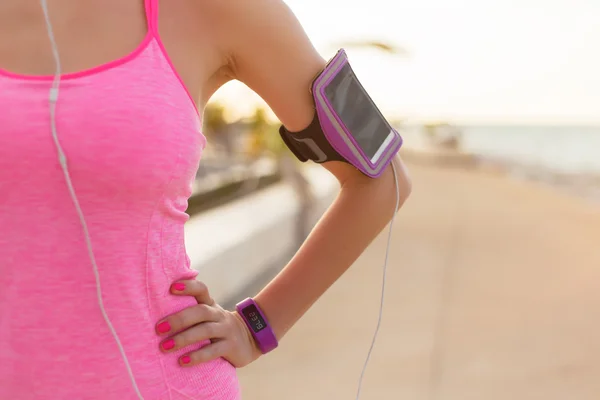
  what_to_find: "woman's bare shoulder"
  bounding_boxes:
[191,0,317,68]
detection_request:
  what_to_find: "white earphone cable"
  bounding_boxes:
[355,162,400,400]
[39,1,145,398]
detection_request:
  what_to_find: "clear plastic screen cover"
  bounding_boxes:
[323,63,395,164]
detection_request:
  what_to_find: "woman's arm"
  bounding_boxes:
[154,0,412,367]
[219,0,412,340]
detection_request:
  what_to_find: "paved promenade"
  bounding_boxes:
[238,161,600,400]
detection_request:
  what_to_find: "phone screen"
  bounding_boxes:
[324,63,394,163]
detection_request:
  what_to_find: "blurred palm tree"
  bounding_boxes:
[203,102,235,158]
[246,107,270,159]
[247,109,315,244]
[203,102,227,138]
[331,40,409,56]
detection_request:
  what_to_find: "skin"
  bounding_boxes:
[0,0,412,369]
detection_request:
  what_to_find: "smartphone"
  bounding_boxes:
[323,62,395,164]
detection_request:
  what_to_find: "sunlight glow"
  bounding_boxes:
[212,0,600,125]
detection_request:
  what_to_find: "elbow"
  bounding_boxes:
[389,155,412,212]
[397,174,412,211]
[338,155,411,219]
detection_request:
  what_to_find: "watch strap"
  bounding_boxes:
[235,298,278,354]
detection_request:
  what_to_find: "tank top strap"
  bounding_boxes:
[144,0,159,35]
[141,0,199,109]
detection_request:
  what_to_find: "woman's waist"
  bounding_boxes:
[0,219,194,288]
[0,257,200,327]
[0,272,239,399]
[0,322,238,400]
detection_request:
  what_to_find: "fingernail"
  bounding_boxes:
[181,355,191,365]
[157,321,171,334]
[172,283,186,291]
[162,339,175,351]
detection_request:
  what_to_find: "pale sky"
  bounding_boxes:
[213,0,600,125]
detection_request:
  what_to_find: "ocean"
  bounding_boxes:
[460,125,600,175]
[401,125,600,203]
[402,125,600,175]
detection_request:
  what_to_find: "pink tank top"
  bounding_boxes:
[0,1,240,398]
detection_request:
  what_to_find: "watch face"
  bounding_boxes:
[242,304,267,333]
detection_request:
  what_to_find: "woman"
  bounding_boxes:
[0,0,412,399]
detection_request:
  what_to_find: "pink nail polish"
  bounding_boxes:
[156,321,171,334]
[181,355,191,365]
[162,339,175,350]
[172,283,185,291]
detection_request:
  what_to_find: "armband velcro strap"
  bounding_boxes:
[279,124,310,162]
[279,112,346,164]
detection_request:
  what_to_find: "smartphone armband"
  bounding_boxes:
[279,49,403,178]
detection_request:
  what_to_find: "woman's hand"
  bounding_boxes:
[155,280,262,368]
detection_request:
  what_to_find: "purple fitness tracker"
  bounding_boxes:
[235,297,278,354]
[279,48,403,178]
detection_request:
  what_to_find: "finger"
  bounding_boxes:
[170,280,214,306]
[160,321,223,353]
[155,304,220,336]
[179,340,230,366]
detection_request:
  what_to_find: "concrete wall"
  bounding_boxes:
[184,166,338,303]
